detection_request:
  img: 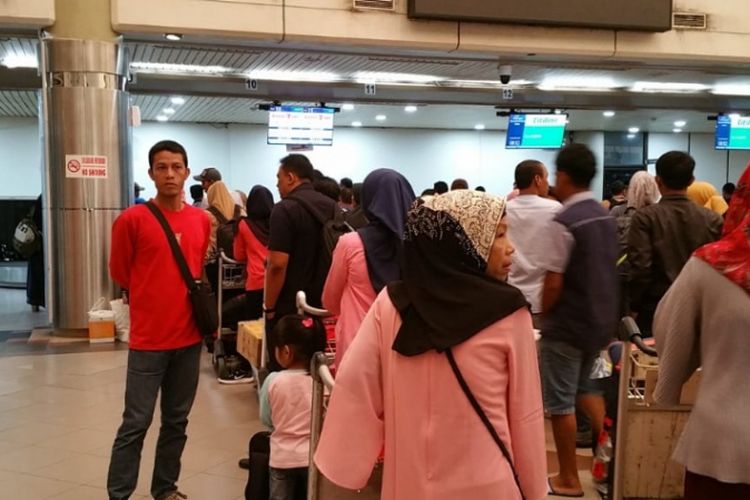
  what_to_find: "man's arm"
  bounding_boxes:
[542,271,564,314]
[538,219,573,315]
[109,213,134,289]
[263,250,289,317]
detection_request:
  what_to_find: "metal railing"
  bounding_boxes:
[308,351,335,500]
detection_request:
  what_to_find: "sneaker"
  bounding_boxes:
[239,457,250,470]
[157,491,187,500]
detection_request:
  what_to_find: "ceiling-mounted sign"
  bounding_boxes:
[407,0,672,32]
[65,154,108,179]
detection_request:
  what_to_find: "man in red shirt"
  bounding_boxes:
[107,141,210,500]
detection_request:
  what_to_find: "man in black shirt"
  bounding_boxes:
[264,154,338,370]
[627,151,722,335]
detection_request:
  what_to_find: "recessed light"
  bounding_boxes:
[674,120,687,127]
[0,54,38,69]
[170,97,186,105]
[628,127,640,134]
[554,109,563,115]
[474,124,486,130]
[164,33,183,41]
[375,115,387,121]
[603,111,616,117]
[627,134,636,139]
[673,128,683,133]
[163,108,176,115]
[156,115,169,122]
[351,121,363,127]
[404,105,418,113]
[342,103,355,111]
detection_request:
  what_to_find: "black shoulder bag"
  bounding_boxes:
[446,348,526,500]
[145,202,218,338]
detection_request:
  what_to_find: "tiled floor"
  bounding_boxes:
[0,287,50,334]
[0,344,601,499]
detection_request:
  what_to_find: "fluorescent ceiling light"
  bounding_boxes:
[170,96,186,105]
[673,128,683,133]
[712,84,750,96]
[447,79,535,88]
[630,81,708,93]
[474,124,486,130]
[156,115,169,122]
[404,105,418,113]
[627,134,636,139]
[163,108,176,115]
[354,72,445,85]
[164,33,183,41]
[131,62,231,74]
[342,103,355,111]
[245,69,339,83]
[351,121,363,127]
[674,120,687,127]
[538,77,618,92]
[628,127,640,134]
[1,54,37,69]
[729,113,743,119]
[375,114,387,121]
[603,111,616,117]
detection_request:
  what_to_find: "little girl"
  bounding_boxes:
[260,315,327,500]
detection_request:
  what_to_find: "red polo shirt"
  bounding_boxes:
[109,203,210,350]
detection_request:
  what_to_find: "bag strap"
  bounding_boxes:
[446,348,526,500]
[286,195,328,226]
[207,205,228,225]
[145,201,197,292]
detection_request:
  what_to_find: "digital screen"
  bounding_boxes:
[715,115,750,150]
[267,106,335,146]
[505,114,567,149]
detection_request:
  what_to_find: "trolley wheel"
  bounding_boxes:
[216,356,229,379]
[212,338,226,368]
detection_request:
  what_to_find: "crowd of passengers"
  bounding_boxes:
[106,140,749,500]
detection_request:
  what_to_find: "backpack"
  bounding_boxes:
[208,205,241,259]
[12,205,41,259]
[286,195,353,271]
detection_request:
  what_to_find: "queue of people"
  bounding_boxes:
[106,139,749,500]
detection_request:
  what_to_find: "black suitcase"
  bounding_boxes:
[245,431,271,500]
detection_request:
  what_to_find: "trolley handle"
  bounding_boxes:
[311,352,335,389]
[219,250,241,265]
[296,291,332,317]
[619,316,658,357]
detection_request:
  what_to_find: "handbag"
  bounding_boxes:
[446,348,526,500]
[145,201,218,338]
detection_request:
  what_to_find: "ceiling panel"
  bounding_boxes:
[0,90,37,117]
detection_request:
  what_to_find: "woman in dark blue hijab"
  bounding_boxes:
[358,169,416,292]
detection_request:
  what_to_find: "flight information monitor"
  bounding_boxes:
[267,106,335,146]
[715,114,750,150]
[505,113,567,149]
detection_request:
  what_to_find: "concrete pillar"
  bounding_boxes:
[42,0,130,331]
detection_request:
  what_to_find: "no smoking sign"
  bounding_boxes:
[65,154,108,179]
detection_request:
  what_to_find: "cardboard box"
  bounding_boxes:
[89,320,115,343]
[237,320,264,368]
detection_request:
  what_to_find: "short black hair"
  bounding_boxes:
[314,177,340,201]
[274,314,327,365]
[475,186,486,192]
[421,188,436,196]
[655,151,695,190]
[148,140,188,169]
[514,160,545,189]
[189,184,203,202]
[434,181,449,194]
[723,182,736,195]
[352,183,363,205]
[340,177,353,189]
[610,180,627,196]
[556,144,596,188]
[451,178,469,190]
[280,154,314,181]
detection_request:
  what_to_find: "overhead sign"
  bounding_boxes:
[408,0,672,32]
[65,155,108,179]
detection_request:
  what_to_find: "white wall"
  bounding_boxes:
[0,117,42,197]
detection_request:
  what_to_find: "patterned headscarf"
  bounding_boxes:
[687,181,729,216]
[627,171,660,210]
[389,190,528,356]
[694,164,750,295]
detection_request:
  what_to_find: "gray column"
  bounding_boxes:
[40,37,130,330]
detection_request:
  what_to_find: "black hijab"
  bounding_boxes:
[244,185,274,246]
[389,191,528,356]
[357,169,416,293]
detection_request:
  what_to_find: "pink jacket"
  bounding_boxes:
[315,291,548,500]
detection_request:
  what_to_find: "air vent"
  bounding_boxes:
[353,0,395,11]
[672,12,707,30]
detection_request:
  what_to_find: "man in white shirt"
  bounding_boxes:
[506,160,561,327]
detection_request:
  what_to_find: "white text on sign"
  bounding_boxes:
[65,155,109,179]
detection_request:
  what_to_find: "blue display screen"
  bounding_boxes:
[505,113,567,149]
[715,115,750,150]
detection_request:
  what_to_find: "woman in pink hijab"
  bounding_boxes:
[315,190,548,500]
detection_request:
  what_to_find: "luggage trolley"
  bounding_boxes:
[213,250,252,383]
[609,317,697,500]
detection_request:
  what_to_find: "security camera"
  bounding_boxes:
[498,65,513,85]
